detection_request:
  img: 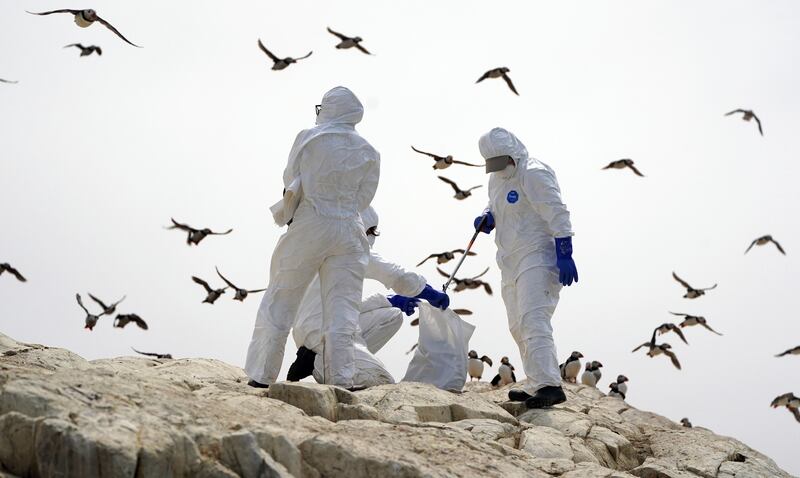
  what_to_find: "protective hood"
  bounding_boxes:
[316,86,364,126]
[478,127,529,166]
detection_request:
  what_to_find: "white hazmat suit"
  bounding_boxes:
[479,128,573,393]
[245,86,380,388]
[292,207,427,387]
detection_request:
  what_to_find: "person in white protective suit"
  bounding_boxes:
[286,206,451,387]
[473,127,579,408]
[244,86,381,390]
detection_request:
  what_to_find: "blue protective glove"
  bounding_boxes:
[473,211,495,234]
[555,236,579,286]
[415,284,450,310]
[387,295,420,316]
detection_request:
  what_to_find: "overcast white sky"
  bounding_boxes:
[2,0,799,473]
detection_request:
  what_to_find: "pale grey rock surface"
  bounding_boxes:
[0,332,790,477]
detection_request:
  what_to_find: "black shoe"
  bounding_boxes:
[525,386,566,409]
[508,389,533,402]
[286,346,317,382]
[247,379,269,389]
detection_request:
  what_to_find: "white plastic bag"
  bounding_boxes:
[402,303,476,391]
[269,177,303,226]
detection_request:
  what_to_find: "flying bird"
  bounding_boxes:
[216,267,266,301]
[64,43,102,56]
[775,346,800,358]
[437,267,492,295]
[76,293,103,330]
[191,276,228,304]
[88,293,125,315]
[257,39,311,70]
[770,393,800,423]
[0,79,19,84]
[27,9,141,48]
[0,263,26,282]
[417,249,476,267]
[745,235,785,255]
[632,330,682,370]
[602,159,644,177]
[114,314,148,330]
[437,176,482,200]
[168,218,232,246]
[669,312,723,335]
[467,350,493,381]
[559,351,584,383]
[132,348,172,359]
[411,146,481,170]
[725,109,763,136]
[490,356,516,387]
[672,272,717,299]
[327,27,371,55]
[654,323,688,344]
[476,67,518,95]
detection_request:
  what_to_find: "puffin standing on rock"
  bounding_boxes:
[559,351,584,383]
[615,375,629,396]
[608,382,626,400]
[581,362,602,387]
[491,356,516,387]
[467,350,493,381]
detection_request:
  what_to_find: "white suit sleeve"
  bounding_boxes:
[366,251,427,297]
[282,130,309,187]
[356,154,381,212]
[522,168,574,238]
[360,293,392,313]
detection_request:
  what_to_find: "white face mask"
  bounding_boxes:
[494,161,516,179]
[367,234,376,247]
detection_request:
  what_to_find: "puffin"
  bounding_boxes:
[411,146,482,170]
[680,418,693,428]
[75,293,104,330]
[608,382,626,400]
[114,314,148,330]
[632,332,681,370]
[670,312,723,335]
[437,176,482,200]
[602,159,644,177]
[88,293,126,315]
[581,362,601,387]
[417,249,476,267]
[436,267,492,295]
[725,109,763,136]
[654,323,688,344]
[215,267,266,301]
[672,271,717,299]
[64,43,102,56]
[491,356,517,387]
[191,276,228,304]
[591,361,604,382]
[476,67,519,95]
[257,39,312,70]
[168,218,232,246]
[616,375,629,396]
[27,9,141,47]
[745,235,785,255]
[0,263,26,282]
[559,351,584,383]
[327,27,372,55]
[467,350,493,381]
[132,348,172,359]
[776,346,800,358]
[770,393,800,423]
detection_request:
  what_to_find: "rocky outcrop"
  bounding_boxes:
[0,333,791,477]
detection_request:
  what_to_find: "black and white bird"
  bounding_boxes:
[672,271,717,299]
[680,418,693,428]
[191,276,228,304]
[0,78,19,84]
[491,356,517,387]
[257,39,311,70]
[654,323,688,344]
[88,293,126,316]
[476,67,518,95]
[411,146,481,170]
[0,263,26,282]
[64,43,102,56]
[559,351,584,383]
[745,235,785,255]
[437,176,482,200]
[467,350,493,381]
[670,312,723,336]
[327,27,371,55]
[602,159,644,177]
[417,249,476,267]
[437,267,492,295]
[632,331,681,370]
[76,293,104,331]
[608,382,626,400]
[132,348,172,359]
[770,393,800,423]
[615,375,629,396]
[216,267,266,301]
[581,361,602,387]
[114,314,148,330]
[27,9,141,47]
[591,361,603,383]
[725,109,763,136]
[776,346,800,358]
[168,218,232,246]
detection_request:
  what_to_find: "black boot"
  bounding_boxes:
[508,389,534,402]
[525,386,567,409]
[247,379,269,389]
[286,346,317,382]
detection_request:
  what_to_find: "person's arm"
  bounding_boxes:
[366,251,426,297]
[282,130,309,187]
[521,168,573,237]
[356,154,381,212]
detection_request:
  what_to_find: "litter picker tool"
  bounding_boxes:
[443,216,487,293]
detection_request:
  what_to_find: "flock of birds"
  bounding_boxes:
[1,6,797,428]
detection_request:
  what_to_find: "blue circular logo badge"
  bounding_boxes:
[507,190,519,204]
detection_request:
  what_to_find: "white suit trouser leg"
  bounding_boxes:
[501,266,562,393]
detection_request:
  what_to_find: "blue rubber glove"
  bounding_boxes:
[387,295,420,316]
[555,236,579,286]
[415,284,450,310]
[473,211,495,234]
